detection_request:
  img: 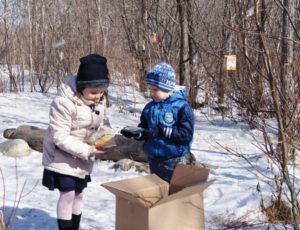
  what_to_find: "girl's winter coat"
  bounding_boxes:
[42,76,110,179]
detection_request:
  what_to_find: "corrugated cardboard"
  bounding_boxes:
[169,164,211,194]
[102,174,169,208]
[101,164,213,230]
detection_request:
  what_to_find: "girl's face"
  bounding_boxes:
[82,88,105,102]
[147,85,172,102]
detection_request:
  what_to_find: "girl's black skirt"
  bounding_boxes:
[42,169,91,193]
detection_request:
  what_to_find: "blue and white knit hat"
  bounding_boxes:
[145,62,176,91]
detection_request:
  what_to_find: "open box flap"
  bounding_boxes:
[170,164,211,194]
[154,180,215,207]
[101,174,169,208]
[101,184,140,204]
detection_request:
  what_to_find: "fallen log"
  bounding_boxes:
[3,125,46,153]
[3,125,147,162]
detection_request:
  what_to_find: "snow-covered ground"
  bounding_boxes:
[0,79,298,229]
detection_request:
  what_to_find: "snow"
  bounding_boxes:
[0,79,298,229]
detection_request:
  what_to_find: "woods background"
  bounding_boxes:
[0,0,300,227]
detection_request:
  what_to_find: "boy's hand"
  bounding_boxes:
[141,127,159,139]
[121,126,171,140]
[120,126,144,138]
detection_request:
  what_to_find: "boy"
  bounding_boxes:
[121,62,195,182]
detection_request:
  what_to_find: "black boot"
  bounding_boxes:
[57,219,72,230]
[72,214,82,230]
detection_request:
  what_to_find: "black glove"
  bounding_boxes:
[141,127,160,139]
[120,126,144,139]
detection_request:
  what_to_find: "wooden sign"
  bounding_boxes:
[225,55,237,71]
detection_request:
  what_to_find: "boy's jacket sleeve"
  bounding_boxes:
[170,104,194,145]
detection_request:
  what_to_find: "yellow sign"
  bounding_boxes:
[226,55,237,71]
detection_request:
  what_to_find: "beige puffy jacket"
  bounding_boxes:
[42,76,110,179]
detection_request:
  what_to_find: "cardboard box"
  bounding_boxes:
[102,164,213,230]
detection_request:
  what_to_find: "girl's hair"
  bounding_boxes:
[101,90,110,107]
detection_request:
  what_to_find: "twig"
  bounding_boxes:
[8,180,27,230]
[0,168,5,227]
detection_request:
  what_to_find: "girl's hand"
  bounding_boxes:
[98,126,108,132]
[89,145,106,157]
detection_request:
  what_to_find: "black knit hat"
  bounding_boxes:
[76,54,110,90]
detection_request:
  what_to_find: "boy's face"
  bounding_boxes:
[82,87,105,102]
[147,85,172,102]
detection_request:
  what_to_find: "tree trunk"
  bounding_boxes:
[119,0,149,92]
[187,0,197,106]
[27,0,34,92]
[257,0,299,227]
[138,0,149,92]
[217,0,229,105]
[254,0,265,112]
[94,0,107,55]
[177,0,190,91]
[279,1,299,228]
[3,125,147,162]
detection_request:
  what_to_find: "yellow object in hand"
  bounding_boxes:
[94,134,116,149]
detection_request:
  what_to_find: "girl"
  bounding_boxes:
[42,54,111,230]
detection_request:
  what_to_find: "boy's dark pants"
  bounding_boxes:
[148,153,195,183]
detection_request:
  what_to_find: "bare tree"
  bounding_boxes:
[222,0,300,227]
[177,0,190,90]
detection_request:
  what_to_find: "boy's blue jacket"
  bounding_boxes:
[138,88,195,159]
